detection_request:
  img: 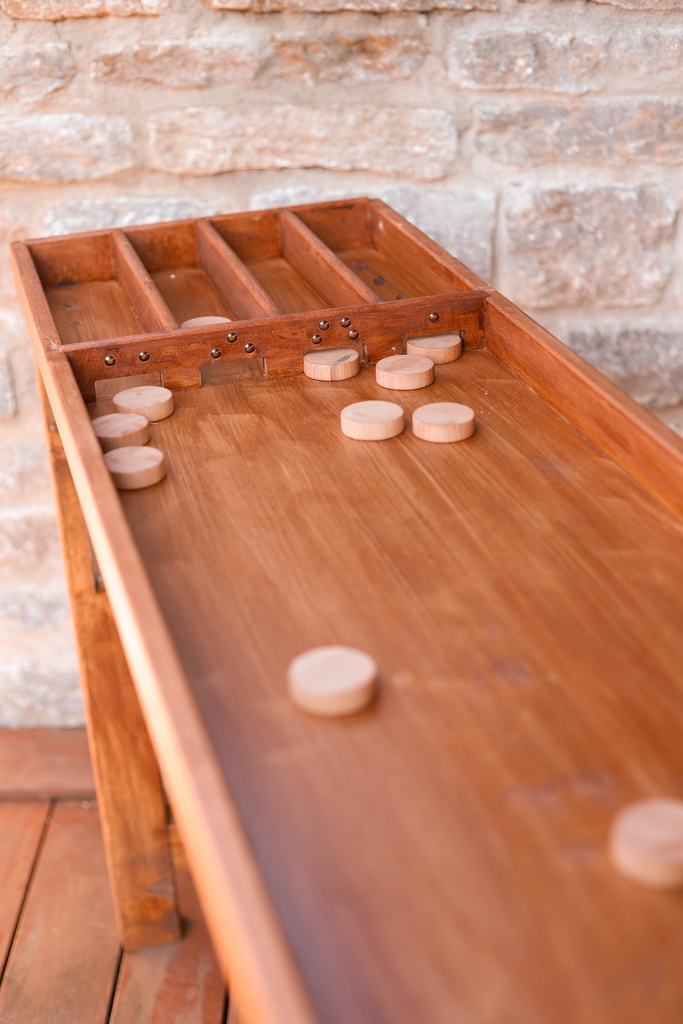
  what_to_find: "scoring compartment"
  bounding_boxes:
[28,233,147,346]
[124,220,240,325]
[295,199,470,301]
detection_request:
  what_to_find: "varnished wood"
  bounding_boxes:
[113,357,683,1022]
[110,827,226,1024]
[369,198,492,293]
[196,220,281,320]
[21,331,317,1019]
[0,801,120,1024]
[153,267,238,324]
[112,231,178,333]
[0,728,94,797]
[485,291,683,522]
[280,210,378,307]
[0,802,49,968]
[39,377,181,950]
[47,279,145,346]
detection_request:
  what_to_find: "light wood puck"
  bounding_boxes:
[341,401,405,441]
[180,315,232,328]
[104,446,166,490]
[375,355,434,391]
[609,798,683,888]
[91,412,151,452]
[303,348,360,382]
[287,646,378,717]
[112,385,174,422]
[412,402,476,443]
[406,333,462,364]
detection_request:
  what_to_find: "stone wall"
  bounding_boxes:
[1,0,681,725]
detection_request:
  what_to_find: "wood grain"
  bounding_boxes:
[0,728,94,798]
[110,828,226,1024]
[19,322,317,1021]
[280,211,378,308]
[114,353,683,1022]
[196,220,282,320]
[0,802,49,970]
[485,291,683,522]
[0,801,120,1024]
[112,230,178,333]
[40,378,181,950]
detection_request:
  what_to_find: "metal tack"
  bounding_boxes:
[340,317,352,328]
[429,312,440,323]
[311,334,323,345]
[319,320,330,331]
[348,330,359,341]
[244,342,256,354]
[210,347,222,359]
[138,351,150,362]
[227,332,238,343]
[104,355,116,367]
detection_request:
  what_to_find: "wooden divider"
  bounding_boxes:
[112,231,179,333]
[280,210,378,308]
[196,220,282,320]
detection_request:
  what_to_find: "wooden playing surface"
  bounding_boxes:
[101,349,683,1023]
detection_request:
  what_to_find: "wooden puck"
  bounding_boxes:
[287,646,378,717]
[609,798,683,888]
[104,446,166,490]
[180,315,232,328]
[341,401,404,441]
[375,355,434,391]
[91,412,150,452]
[412,402,476,443]
[112,385,174,422]
[406,333,462,364]
[303,348,360,382]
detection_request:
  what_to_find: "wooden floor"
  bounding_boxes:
[0,729,228,1024]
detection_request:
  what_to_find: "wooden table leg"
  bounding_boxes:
[38,379,182,950]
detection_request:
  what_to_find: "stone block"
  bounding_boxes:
[148,106,456,181]
[0,661,82,727]
[448,31,604,93]
[1,0,167,17]
[43,195,223,235]
[563,321,683,409]
[0,43,73,102]
[0,437,50,501]
[91,40,260,88]
[205,0,495,10]
[504,186,676,309]
[0,114,134,182]
[0,352,16,419]
[475,100,683,166]
[268,34,427,83]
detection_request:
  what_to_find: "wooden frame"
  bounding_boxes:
[12,198,683,1023]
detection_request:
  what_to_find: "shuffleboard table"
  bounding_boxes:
[11,198,683,1023]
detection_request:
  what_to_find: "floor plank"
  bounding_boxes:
[0,729,94,799]
[110,828,226,1024]
[0,802,49,970]
[0,800,120,1024]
